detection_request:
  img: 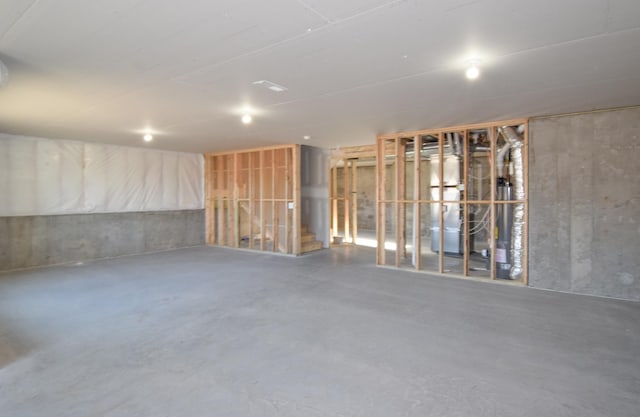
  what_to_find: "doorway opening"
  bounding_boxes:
[329,146,378,248]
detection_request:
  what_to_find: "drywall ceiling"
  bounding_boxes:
[0,0,639,153]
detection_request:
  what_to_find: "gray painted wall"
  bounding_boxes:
[301,145,330,247]
[0,210,205,271]
[529,107,640,301]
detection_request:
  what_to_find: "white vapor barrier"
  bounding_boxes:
[0,134,204,216]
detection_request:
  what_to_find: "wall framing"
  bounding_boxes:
[329,145,377,245]
[204,145,301,255]
[376,119,529,284]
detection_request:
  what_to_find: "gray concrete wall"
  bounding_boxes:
[301,145,330,247]
[0,209,205,271]
[354,164,377,231]
[529,107,640,301]
[337,163,402,233]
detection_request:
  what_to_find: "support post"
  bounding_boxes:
[438,133,444,273]
[260,151,266,251]
[413,135,422,270]
[376,139,386,265]
[351,160,358,245]
[292,145,301,255]
[272,150,278,253]
[398,139,406,262]
[233,153,239,248]
[344,160,351,243]
[217,156,225,246]
[490,127,497,280]
[248,153,255,249]
[331,164,338,242]
[285,147,290,253]
[205,155,214,244]
[463,130,470,276]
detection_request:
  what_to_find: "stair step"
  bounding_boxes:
[301,240,323,253]
[301,232,316,243]
[300,224,309,233]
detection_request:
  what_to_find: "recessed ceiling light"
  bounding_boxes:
[466,65,479,80]
[252,80,288,93]
[303,135,311,140]
[143,133,153,142]
[241,114,252,124]
[465,60,481,80]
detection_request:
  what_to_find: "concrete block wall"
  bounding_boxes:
[529,107,640,301]
[0,210,205,271]
[338,164,413,233]
[354,164,377,231]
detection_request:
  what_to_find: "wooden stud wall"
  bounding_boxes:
[329,148,369,247]
[412,136,422,270]
[395,139,403,267]
[463,130,470,276]
[489,127,497,280]
[330,163,338,242]
[204,145,301,255]
[344,160,351,243]
[330,159,351,245]
[204,155,215,244]
[350,161,358,244]
[438,132,444,274]
[376,119,529,283]
[376,140,386,264]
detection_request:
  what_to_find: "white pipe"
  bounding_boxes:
[496,142,511,177]
[445,132,454,154]
[453,132,462,156]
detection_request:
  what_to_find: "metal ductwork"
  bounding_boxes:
[496,142,511,177]
[447,132,462,156]
[445,132,455,155]
[444,132,463,156]
[498,126,525,280]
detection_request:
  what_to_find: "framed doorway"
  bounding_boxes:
[329,146,377,248]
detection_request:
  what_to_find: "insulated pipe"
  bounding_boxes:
[453,132,462,156]
[496,142,511,177]
[446,132,455,154]
[498,126,525,280]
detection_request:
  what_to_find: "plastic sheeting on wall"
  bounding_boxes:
[0,134,203,216]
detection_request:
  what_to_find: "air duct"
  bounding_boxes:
[453,132,462,156]
[445,132,455,154]
[498,126,525,280]
[496,142,511,176]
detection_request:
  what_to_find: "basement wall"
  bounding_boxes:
[301,145,330,247]
[529,106,640,301]
[354,165,376,232]
[0,210,204,270]
[0,134,205,271]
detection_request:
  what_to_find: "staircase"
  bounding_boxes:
[237,202,324,254]
[301,224,323,254]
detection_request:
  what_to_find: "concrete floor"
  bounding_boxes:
[1,246,639,417]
